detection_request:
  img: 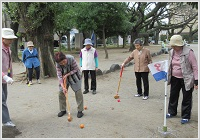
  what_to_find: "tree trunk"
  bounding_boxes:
[129,31,139,51]
[66,30,71,51]
[144,36,149,46]
[34,21,57,78]
[117,35,119,47]
[122,35,126,48]
[59,34,62,52]
[188,28,193,44]
[154,30,160,45]
[102,26,108,59]
[10,22,21,62]
[140,33,149,46]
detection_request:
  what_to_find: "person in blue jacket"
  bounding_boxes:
[22,41,41,85]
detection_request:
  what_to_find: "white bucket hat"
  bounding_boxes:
[83,38,93,46]
[27,41,34,47]
[2,28,17,39]
[169,35,184,47]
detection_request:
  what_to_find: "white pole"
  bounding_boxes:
[163,80,168,132]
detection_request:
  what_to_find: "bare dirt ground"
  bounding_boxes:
[2,44,199,138]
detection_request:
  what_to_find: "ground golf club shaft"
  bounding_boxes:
[114,67,124,99]
[64,78,72,122]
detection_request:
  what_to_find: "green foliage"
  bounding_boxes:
[2,2,19,22]
[25,2,56,29]
[74,2,129,39]
[160,35,167,41]
[187,2,198,9]
[54,2,76,33]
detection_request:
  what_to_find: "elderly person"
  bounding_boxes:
[80,38,99,95]
[166,35,198,124]
[22,41,41,85]
[54,52,84,118]
[121,38,152,100]
[2,28,17,127]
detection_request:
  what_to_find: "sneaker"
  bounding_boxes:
[77,111,84,118]
[143,96,149,100]
[166,113,174,118]
[134,94,143,97]
[29,81,33,85]
[92,90,96,94]
[58,111,66,117]
[83,90,89,94]
[181,119,189,124]
[37,79,41,84]
[3,121,16,127]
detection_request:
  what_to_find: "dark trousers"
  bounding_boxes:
[28,66,40,81]
[168,76,193,119]
[83,70,96,90]
[135,72,149,96]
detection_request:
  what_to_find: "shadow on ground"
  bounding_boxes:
[2,126,22,138]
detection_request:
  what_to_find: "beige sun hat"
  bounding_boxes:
[169,35,184,47]
[27,41,34,47]
[2,28,17,39]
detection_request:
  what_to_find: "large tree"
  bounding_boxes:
[16,2,58,77]
[167,3,198,43]
[75,2,129,59]
[127,2,198,51]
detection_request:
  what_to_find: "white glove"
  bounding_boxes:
[121,63,125,68]
[3,75,14,84]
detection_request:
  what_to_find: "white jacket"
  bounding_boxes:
[81,47,96,70]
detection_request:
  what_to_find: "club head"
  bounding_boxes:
[67,116,73,122]
[114,94,120,99]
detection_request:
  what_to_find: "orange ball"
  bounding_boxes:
[84,106,87,110]
[80,124,84,129]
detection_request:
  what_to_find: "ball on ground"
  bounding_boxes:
[80,124,84,129]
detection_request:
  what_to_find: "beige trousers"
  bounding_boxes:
[59,89,84,112]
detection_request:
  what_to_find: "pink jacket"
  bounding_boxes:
[168,46,198,91]
[2,43,13,84]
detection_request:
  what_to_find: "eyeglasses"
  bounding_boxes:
[28,46,34,47]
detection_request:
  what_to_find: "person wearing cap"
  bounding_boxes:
[80,38,99,95]
[22,41,41,85]
[54,52,84,118]
[121,38,152,100]
[2,28,17,127]
[166,35,198,124]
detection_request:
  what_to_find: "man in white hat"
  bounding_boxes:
[166,34,198,124]
[2,28,17,127]
[80,38,99,95]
